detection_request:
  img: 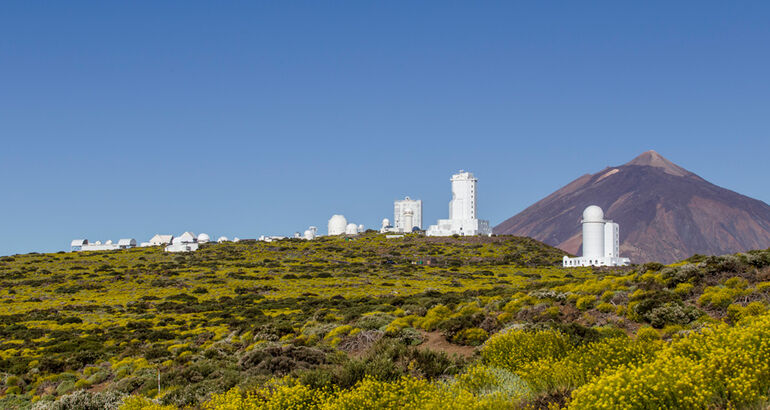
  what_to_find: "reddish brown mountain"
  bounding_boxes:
[494,151,770,263]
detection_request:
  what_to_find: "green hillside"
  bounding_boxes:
[1,234,769,409]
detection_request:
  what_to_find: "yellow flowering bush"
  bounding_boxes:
[569,313,770,409]
[415,305,452,331]
[481,329,571,372]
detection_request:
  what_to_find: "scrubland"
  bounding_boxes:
[0,233,768,409]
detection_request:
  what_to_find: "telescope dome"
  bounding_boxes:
[583,205,604,222]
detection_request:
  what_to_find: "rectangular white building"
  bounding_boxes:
[427,171,492,236]
[394,197,422,233]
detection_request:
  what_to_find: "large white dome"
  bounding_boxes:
[198,233,210,243]
[328,214,347,235]
[583,205,605,222]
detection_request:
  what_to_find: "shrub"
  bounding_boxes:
[596,302,615,313]
[416,305,453,331]
[644,302,701,328]
[673,282,693,296]
[453,327,489,346]
[455,365,531,400]
[635,326,660,342]
[698,286,746,309]
[481,329,571,372]
[575,295,596,311]
[118,396,176,410]
[38,390,126,410]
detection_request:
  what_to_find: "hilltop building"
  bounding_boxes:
[563,205,630,267]
[141,234,173,247]
[427,171,492,236]
[380,218,396,233]
[304,226,318,240]
[394,197,422,233]
[165,231,200,252]
[70,238,136,252]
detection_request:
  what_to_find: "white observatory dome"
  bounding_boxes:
[105,240,113,245]
[328,214,348,235]
[582,205,605,222]
[217,236,229,243]
[358,224,365,232]
[233,237,241,242]
[197,233,210,243]
[345,223,358,235]
[382,218,391,228]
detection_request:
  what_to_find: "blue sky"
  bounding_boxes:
[1,1,769,255]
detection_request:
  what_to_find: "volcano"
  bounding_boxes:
[494,151,770,263]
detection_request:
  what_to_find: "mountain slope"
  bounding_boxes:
[494,150,770,263]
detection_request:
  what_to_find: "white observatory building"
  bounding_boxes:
[426,171,492,236]
[328,215,362,235]
[328,215,348,235]
[303,226,318,240]
[394,197,422,233]
[165,231,200,253]
[563,205,630,267]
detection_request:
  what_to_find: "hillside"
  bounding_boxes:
[0,234,769,409]
[494,150,770,263]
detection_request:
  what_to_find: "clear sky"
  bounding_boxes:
[2,1,769,255]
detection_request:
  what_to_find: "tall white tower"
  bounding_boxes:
[582,205,605,259]
[426,170,491,236]
[449,171,477,221]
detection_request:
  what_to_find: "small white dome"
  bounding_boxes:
[233,237,240,242]
[382,218,391,228]
[217,236,229,243]
[198,233,210,243]
[358,224,365,232]
[328,214,348,235]
[345,223,358,235]
[583,205,605,222]
[105,240,113,245]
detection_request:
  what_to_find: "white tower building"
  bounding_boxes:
[449,172,477,221]
[394,197,423,233]
[582,206,605,259]
[328,215,347,236]
[426,171,492,236]
[563,205,630,267]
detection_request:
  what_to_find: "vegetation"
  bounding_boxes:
[0,233,768,408]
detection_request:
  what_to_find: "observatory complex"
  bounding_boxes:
[426,171,492,236]
[70,238,136,252]
[563,205,630,267]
